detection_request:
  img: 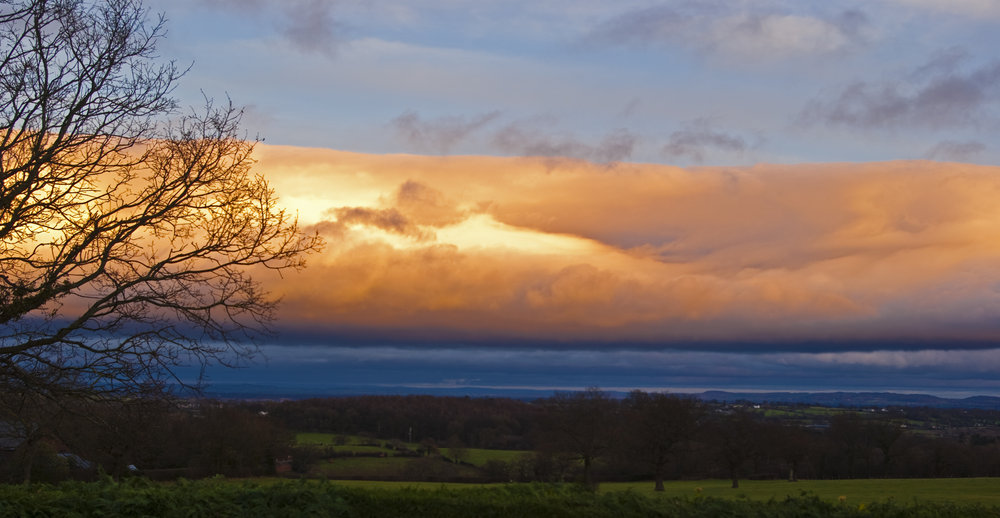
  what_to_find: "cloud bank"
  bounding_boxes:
[256,145,1000,350]
[588,3,869,62]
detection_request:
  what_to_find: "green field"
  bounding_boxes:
[292,433,1000,507]
[294,432,530,468]
[295,433,396,453]
[314,457,414,478]
[457,447,527,466]
[291,433,1000,507]
[322,478,1000,506]
[601,478,1000,506]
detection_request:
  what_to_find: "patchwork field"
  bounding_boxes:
[292,433,1000,506]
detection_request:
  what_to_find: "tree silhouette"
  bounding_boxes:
[0,0,321,401]
[623,390,702,491]
[711,409,761,489]
[538,388,618,490]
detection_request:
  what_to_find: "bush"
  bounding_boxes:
[0,480,999,518]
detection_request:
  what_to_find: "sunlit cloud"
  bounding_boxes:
[254,145,1000,348]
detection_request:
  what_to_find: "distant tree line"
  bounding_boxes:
[253,389,1000,489]
[0,396,289,484]
[4,389,1000,486]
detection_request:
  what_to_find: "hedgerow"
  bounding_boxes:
[0,479,998,518]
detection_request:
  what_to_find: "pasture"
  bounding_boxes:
[292,433,1000,506]
[324,478,1000,506]
[602,478,1000,506]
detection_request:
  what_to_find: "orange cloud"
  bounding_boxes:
[255,145,1000,345]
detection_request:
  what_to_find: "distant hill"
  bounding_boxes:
[198,382,1000,410]
[693,390,1000,410]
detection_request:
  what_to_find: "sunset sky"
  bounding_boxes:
[149,0,1000,397]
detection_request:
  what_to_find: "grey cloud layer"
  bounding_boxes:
[492,122,637,164]
[225,344,1000,397]
[391,110,501,154]
[923,140,986,161]
[661,120,751,163]
[201,0,345,56]
[801,51,1000,131]
[587,2,869,60]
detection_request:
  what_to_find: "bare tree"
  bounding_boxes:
[538,387,618,491]
[0,0,321,401]
[623,390,701,492]
[710,409,761,489]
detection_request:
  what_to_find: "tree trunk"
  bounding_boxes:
[20,441,35,485]
[22,454,33,485]
[582,457,597,491]
[788,465,797,482]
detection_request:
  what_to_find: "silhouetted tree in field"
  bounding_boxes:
[769,422,815,482]
[868,419,906,476]
[710,409,762,489]
[538,388,618,490]
[828,414,871,477]
[622,390,702,491]
[0,0,321,404]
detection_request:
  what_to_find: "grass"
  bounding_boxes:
[295,433,530,468]
[291,432,1000,507]
[454,447,528,466]
[313,456,413,478]
[296,433,411,455]
[197,477,1000,508]
[600,478,1000,506]
[311,478,1000,507]
[294,469,1000,507]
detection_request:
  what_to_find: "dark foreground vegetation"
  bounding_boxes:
[1,478,998,518]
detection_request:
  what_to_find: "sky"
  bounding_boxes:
[146,0,1000,398]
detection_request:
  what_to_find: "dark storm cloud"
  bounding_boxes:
[923,140,986,161]
[391,110,501,154]
[203,344,1000,397]
[493,123,637,164]
[661,120,748,163]
[801,51,1000,130]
